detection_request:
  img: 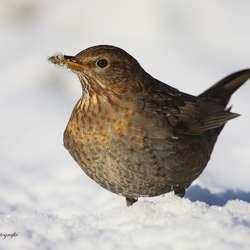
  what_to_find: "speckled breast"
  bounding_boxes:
[63,95,212,198]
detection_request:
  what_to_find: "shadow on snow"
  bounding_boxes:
[186,185,250,206]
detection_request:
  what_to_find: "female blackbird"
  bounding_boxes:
[49,45,249,206]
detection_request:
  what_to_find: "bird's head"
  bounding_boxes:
[49,45,145,95]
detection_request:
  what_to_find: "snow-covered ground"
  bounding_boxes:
[0,1,250,249]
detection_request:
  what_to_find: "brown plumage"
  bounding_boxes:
[48,45,249,206]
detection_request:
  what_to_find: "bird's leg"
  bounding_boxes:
[173,184,186,198]
[126,197,138,206]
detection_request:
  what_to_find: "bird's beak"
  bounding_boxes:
[63,55,84,72]
[48,54,84,72]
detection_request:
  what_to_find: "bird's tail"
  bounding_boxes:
[198,69,250,107]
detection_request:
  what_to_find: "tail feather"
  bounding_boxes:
[199,69,250,107]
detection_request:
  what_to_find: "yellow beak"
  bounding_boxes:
[48,54,84,72]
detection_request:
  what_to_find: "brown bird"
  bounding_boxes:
[49,45,249,206]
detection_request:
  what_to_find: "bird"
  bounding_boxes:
[48,45,249,206]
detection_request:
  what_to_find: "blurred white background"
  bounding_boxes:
[0,1,250,249]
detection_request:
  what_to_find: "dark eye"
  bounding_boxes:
[96,58,108,68]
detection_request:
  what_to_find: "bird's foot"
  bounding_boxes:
[126,197,138,206]
[173,184,186,198]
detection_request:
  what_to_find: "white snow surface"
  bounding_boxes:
[1,195,250,250]
[1,1,250,249]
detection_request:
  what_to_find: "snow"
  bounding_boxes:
[48,53,65,65]
[1,195,250,250]
[0,1,250,250]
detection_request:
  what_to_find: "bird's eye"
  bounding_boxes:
[96,58,108,68]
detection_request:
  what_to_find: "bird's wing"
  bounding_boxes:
[143,82,239,136]
[171,100,239,135]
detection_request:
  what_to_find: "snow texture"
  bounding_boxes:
[1,195,250,250]
[0,1,250,250]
